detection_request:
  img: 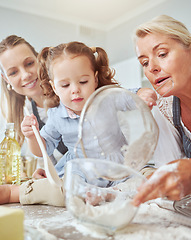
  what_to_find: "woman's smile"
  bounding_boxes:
[22,78,38,88]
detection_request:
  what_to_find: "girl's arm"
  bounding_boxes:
[26,135,45,157]
[21,114,45,157]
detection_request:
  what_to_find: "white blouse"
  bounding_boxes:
[151,95,186,167]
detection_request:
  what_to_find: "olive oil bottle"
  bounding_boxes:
[0,123,21,185]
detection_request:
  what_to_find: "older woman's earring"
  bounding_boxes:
[7,83,12,91]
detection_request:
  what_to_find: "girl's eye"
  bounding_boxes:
[62,84,69,88]
[80,80,88,84]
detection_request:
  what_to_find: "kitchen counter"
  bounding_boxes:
[4,199,191,240]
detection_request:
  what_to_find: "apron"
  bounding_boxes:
[173,96,191,158]
[31,99,68,155]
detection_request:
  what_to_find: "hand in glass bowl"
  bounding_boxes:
[64,158,146,233]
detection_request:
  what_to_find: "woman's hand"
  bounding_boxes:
[32,168,47,179]
[132,159,191,206]
[21,114,39,139]
[137,88,157,110]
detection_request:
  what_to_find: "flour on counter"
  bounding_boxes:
[70,201,191,240]
[67,194,137,232]
[12,201,191,240]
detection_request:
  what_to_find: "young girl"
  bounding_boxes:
[21,41,119,177]
[0,41,119,206]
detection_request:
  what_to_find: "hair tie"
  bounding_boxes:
[91,46,96,53]
[91,47,98,59]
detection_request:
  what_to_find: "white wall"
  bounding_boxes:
[106,0,191,64]
[0,7,106,53]
[112,57,141,89]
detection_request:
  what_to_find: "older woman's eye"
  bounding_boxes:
[142,61,149,67]
[159,52,168,58]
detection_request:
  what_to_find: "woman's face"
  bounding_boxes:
[0,43,42,98]
[136,33,191,97]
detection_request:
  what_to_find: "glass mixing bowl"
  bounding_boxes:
[64,158,145,233]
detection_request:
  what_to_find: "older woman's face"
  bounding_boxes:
[136,33,191,97]
[0,43,42,98]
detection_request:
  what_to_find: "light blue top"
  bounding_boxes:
[40,103,110,177]
[40,87,139,178]
[40,87,143,181]
[40,103,82,177]
[40,99,128,178]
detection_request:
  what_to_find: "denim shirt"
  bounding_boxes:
[40,90,137,178]
[40,103,82,176]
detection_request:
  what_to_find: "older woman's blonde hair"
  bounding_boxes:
[134,15,191,48]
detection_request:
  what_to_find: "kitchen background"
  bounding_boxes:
[0,0,190,89]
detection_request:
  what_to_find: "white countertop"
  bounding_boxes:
[3,200,191,240]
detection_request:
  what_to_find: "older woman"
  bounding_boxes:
[133,15,191,205]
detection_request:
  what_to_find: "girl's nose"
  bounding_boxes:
[72,85,80,94]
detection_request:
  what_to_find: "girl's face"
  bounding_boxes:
[0,44,42,98]
[51,55,98,115]
[136,33,191,98]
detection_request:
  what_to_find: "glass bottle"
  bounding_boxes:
[0,123,21,185]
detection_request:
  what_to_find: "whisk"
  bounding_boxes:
[173,195,191,217]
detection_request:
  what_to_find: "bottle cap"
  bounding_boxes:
[6,123,14,130]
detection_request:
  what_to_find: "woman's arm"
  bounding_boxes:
[132,158,191,206]
[0,185,20,204]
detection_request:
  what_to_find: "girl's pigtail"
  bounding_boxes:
[37,47,60,109]
[94,47,118,88]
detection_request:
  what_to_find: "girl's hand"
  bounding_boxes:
[85,191,115,206]
[132,159,191,206]
[137,88,157,110]
[21,114,39,138]
[32,168,47,179]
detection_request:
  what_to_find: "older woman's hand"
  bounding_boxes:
[132,159,191,206]
[137,88,157,110]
